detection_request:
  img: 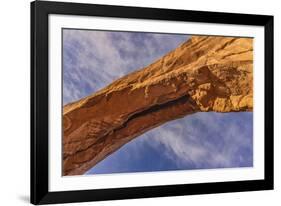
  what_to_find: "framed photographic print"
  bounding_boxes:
[31,0,274,204]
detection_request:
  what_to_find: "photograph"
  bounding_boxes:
[62,29,253,176]
[30,1,273,204]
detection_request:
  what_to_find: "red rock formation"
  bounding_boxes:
[63,36,253,175]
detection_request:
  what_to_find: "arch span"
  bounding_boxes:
[63,36,253,175]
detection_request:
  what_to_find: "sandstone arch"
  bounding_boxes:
[63,36,253,175]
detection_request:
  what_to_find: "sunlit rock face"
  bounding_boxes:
[63,36,253,176]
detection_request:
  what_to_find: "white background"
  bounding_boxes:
[0,0,279,205]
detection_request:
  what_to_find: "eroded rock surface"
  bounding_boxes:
[63,36,253,175]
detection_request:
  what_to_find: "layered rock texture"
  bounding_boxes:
[63,36,253,176]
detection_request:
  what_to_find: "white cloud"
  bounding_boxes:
[63,29,188,104]
[138,112,253,169]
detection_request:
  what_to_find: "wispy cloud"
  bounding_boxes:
[63,29,188,104]
[143,112,253,169]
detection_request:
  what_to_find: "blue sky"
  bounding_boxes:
[63,29,253,175]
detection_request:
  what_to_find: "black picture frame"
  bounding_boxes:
[31,0,274,204]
